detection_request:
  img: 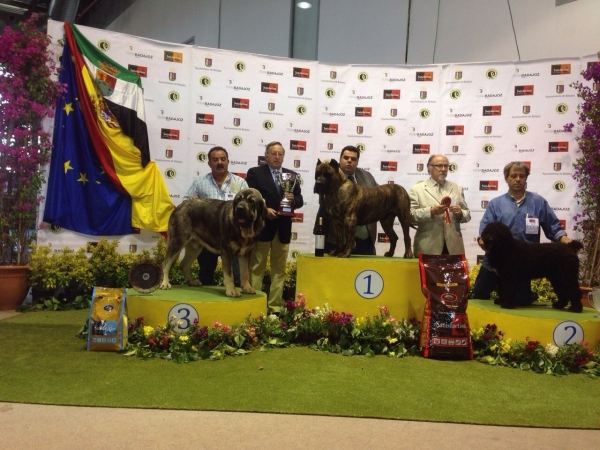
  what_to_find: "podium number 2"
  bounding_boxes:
[168,303,199,333]
[355,270,384,299]
[553,320,584,347]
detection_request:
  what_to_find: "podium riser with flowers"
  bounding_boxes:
[296,254,600,348]
[126,286,267,330]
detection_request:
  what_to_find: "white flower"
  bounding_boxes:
[545,343,559,357]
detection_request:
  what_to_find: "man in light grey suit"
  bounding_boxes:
[315,145,378,255]
[409,154,471,255]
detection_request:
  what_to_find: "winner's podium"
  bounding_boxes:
[127,286,266,330]
[296,253,424,320]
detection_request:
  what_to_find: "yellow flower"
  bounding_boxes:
[178,335,189,342]
[143,326,154,338]
[389,351,396,357]
[355,317,365,327]
[501,339,512,354]
[490,344,497,351]
[387,336,398,344]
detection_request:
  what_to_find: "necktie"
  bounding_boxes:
[273,170,283,195]
[348,174,356,184]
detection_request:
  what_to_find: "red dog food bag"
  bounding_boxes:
[418,254,473,360]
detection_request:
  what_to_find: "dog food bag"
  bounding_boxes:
[87,287,128,351]
[418,254,473,360]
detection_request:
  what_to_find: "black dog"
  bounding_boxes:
[480,222,583,312]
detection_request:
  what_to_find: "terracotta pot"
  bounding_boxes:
[0,265,29,311]
[580,286,593,309]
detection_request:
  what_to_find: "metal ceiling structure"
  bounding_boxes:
[0,0,136,31]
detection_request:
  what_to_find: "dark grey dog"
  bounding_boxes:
[160,188,266,297]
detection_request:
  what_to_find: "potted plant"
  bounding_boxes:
[565,54,600,290]
[0,14,64,309]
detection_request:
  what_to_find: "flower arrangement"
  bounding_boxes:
[117,294,600,378]
[472,323,599,378]
[564,54,600,286]
[0,15,65,265]
[122,294,421,362]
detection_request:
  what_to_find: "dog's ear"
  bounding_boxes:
[330,159,340,170]
[316,158,322,167]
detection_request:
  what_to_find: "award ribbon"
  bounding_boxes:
[440,196,452,225]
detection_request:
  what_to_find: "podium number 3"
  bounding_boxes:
[168,303,199,333]
[553,320,584,347]
[355,270,384,299]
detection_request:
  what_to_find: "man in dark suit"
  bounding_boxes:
[246,141,303,314]
[315,145,378,255]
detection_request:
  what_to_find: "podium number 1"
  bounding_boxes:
[355,270,384,299]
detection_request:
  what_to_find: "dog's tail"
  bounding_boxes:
[567,240,583,252]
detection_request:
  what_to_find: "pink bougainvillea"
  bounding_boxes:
[0,14,65,264]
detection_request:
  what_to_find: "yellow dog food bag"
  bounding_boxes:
[87,287,128,351]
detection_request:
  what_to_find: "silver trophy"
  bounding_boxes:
[588,287,600,317]
[276,172,300,216]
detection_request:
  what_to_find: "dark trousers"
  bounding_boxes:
[472,265,533,306]
[325,237,376,256]
[197,248,241,287]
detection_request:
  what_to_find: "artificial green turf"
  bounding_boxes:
[1,310,599,429]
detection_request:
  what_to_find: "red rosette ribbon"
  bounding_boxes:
[440,196,452,224]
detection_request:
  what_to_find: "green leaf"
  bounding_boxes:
[520,362,531,371]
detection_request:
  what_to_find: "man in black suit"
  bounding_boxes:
[314,145,378,255]
[246,141,303,314]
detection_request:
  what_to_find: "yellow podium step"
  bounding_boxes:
[296,253,424,320]
[126,286,266,332]
[468,299,600,348]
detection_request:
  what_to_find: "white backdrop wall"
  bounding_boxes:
[40,20,594,268]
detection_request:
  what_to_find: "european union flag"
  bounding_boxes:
[43,40,134,236]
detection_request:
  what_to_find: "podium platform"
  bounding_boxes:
[468,299,600,348]
[126,286,266,332]
[296,253,425,320]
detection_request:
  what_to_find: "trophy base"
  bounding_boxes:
[278,207,294,216]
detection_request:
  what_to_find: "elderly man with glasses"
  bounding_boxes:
[408,154,471,256]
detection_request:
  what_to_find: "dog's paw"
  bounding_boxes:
[404,251,414,259]
[568,304,583,313]
[337,251,351,258]
[500,303,515,309]
[384,251,393,257]
[159,282,172,290]
[225,288,241,298]
[552,302,566,310]
[188,280,201,286]
[241,284,256,294]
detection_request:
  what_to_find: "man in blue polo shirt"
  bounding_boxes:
[184,146,248,286]
[473,161,572,307]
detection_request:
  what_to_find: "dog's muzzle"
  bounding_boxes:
[313,181,325,194]
[234,204,253,228]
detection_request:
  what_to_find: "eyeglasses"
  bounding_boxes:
[428,164,449,169]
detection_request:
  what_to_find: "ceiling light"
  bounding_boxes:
[297,2,312,9]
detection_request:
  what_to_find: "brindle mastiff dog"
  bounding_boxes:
[314,159,414,258]
[160,188,266,297]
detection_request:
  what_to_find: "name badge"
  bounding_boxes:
[226,192,235,201]
[526,217,539,234]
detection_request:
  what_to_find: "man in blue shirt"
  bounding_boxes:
[184,146,248,286]
[473,161,572,306]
